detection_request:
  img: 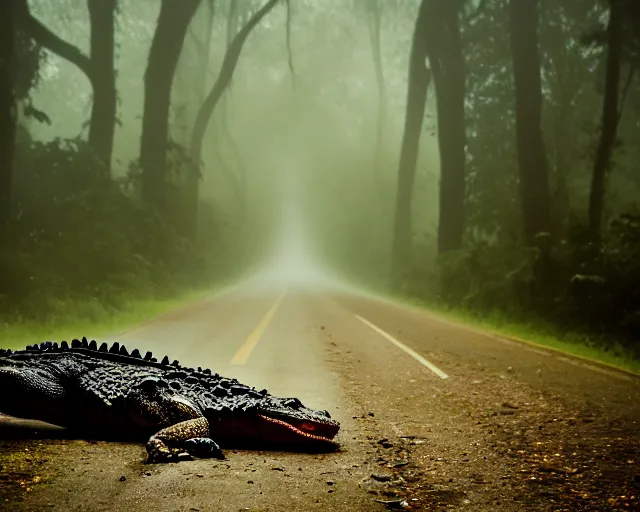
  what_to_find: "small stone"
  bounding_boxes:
[247,480,254,484]
[371,474,391,482]
[368,412,375,417]
[326,480,334,486]
[119,476,126,482]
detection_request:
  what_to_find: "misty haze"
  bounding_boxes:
[0,1,639,511]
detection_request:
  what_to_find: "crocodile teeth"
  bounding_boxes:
[161,356,170,366]
[99,342,108,352]
[71,339,82,349]
[81,338,89,349]
[119,345,129,357]
[171,360,180,367]
[131,349,141,359]
[109,342,120,354]
[89,340,98,351]
[60,341,69,351]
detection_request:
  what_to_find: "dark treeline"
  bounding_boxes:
[0,0,639,360]
[391,0,640,356]
[0,0,282,320]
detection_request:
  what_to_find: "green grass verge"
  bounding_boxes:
[393,294,640,377]
[0,286,223,352]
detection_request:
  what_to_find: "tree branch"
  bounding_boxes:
[190,0,280,163]
[616,62,636,131]
[464,0,490,23]
[285,0,295,89]
[16,0,93,82]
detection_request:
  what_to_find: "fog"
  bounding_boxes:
[23,0,441,290]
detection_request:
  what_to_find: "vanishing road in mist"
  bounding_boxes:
[2,279,639,511]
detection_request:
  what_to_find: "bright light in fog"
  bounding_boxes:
[254,161,343,288]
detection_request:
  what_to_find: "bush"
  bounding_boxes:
[1,137,241,322]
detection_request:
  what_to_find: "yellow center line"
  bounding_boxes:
[230,292,286,366]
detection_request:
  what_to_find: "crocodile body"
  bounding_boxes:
[0,338,340,463]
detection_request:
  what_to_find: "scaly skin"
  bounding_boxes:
[0,338,340,463]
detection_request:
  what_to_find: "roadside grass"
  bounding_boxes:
[0,286,222,352]
[395,294,640,376]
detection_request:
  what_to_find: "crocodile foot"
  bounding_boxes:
[184,437,225,460]
[145,437,190,464]
[144,417,222,464]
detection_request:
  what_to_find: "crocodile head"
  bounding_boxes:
[209,395,340,451]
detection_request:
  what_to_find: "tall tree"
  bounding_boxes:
[0,0,16,234]
[509,0,552,245]
[187,0,280,238]
[392,0,431,273]
[140,0,201,216]
[588,0,623,242]
[87,0,117,173]
[360,0,386,196]
[182,0,217,243]
[426,0,467,253]
[16,0,117,171]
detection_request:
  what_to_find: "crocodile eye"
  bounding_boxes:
[283,398,303,409]
[138,377,159,391]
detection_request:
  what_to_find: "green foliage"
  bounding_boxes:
[14,27,44,101]
[0,138,241,323]
[357,0,640,361]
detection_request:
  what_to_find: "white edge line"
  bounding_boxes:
[355,314,449,380]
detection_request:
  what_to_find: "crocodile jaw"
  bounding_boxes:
[207,413,340,450]
[257,413,340,448]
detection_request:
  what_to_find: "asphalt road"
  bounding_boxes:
[1,280,639,511]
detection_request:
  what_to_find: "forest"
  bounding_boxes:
[0,0,639,365]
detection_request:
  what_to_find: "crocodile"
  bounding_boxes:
[0,338,340,463]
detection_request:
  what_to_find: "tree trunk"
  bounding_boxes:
[140,0,201,215]
[16,0,117,173]
[588,0,622,242]
[426,0,466,254]
[552,90,571,235]
[187,0,279,237]
[365,0,386,198]
[87,0,117,171]
[0,0,16,233]
[509,0,552,245]
[190,0,279,168]
[184,0,216,244]
[391,0,431,274]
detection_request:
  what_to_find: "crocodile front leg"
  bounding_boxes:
[131,378,226,463]
[145,416,225,463]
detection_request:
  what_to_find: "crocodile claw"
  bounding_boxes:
[144,438,187,464]
[184,437,226,460]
